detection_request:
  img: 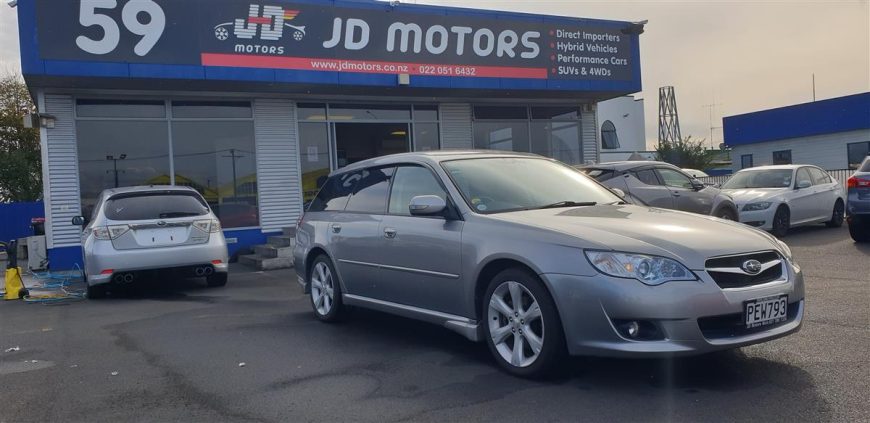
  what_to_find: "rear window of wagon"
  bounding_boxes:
[104,192,210,221]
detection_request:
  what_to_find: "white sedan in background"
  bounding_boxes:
[720,165,846,237]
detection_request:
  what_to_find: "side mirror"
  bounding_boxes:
[71,216,86,226]
[691,179,705,191]
[611,188,627,199]
[409,195,447,216]
[795,180,812,190]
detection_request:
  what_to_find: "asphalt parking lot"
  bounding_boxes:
[1,226,868,423]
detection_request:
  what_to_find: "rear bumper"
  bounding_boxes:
[84,236,228,286]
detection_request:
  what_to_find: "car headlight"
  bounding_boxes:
[742,202,772,211]
[584,251,697,286]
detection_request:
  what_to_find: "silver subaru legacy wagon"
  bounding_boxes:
[294,151,804,377]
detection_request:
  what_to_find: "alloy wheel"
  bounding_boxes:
[311,262,335,316]
[487,281,545,368]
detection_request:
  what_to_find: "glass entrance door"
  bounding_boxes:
[333,122,410,168]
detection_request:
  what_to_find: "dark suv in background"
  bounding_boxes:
[579,161,739,220]
[847,156,870,242]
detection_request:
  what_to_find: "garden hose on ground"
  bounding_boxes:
[22,264,87,304]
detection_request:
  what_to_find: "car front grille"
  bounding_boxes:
[705,251,784,289]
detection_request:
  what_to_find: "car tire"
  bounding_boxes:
[849,217,870,243]
[483,267,565,378]
[772,206,790,238]
[825,200,845,228]
[87,283,107,299]
[715,208,737,221]
[206,272,228,287]
[309,255,345,322]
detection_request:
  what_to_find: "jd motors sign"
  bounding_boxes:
[34,0,637,82]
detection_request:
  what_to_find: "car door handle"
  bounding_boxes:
[383,227,397,239]
[331,224,342,233]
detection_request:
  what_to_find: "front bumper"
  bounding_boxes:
[84,236,229,286]
[542,263,804,357]
[737,207,777,231]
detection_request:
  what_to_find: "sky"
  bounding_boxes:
[1,0,868,149]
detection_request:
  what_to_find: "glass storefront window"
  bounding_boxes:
[328,104,411,120]
[413,105,439,121]
[75,99,259,229]
[414,123,440,151]
[531,107,581,120]
[299,122,331,205]
[172,121,258,228]
[298,103,327,121]
[473,105,584,162]
[474,122,530,152]
[172,101,253,119]
[531,121,583,165]
[473,106,529,120]
[76,120,171,215]
[76,99,166,118]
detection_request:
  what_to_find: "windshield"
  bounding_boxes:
[442,158,621,214]
[104,192,210,221]
[721,169,794,189]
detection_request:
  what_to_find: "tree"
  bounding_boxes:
[0,75,42,202]
[655,135,715,170]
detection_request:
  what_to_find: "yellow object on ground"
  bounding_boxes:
[4,267,26,300]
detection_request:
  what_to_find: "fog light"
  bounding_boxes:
[613,319,664,341]
[625,321,640,338]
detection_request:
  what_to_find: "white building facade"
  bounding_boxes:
[596,96,652,162]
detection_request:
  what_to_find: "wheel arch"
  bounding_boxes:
[473,257,546,322]
[304,246,334,294]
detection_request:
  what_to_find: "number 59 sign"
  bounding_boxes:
[76,0,166,56]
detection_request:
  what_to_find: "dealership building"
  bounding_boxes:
[14,0,643,270]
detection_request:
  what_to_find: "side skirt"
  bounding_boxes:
[343,294,482,342]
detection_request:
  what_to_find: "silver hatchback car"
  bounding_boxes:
[72,186,229,298]
[295,152,804,377]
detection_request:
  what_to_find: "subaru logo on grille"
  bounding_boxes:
[742,259,763,275]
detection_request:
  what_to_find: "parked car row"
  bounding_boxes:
[295,151,804,377]
[69,151,860,379]
[580,161,854,240]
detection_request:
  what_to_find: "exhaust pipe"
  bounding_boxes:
[195,267,206,277]
[123,273,134,283]
[204,267,214,276]
[113,274,124,283]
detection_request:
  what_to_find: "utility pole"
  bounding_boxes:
[221,149,246,198]
[702,102,723,150]
[106,154,127,188]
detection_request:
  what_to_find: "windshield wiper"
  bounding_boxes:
[537,201,598,210]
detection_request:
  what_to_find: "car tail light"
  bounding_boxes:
[211,259,223,265]
[100,269,114,275]
[193,219,222,233]
[847,177,870,188]
[93,225,129,240]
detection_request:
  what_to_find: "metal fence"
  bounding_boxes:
[698,169,855,191]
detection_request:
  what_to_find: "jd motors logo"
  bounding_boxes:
[213,4,306,55]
